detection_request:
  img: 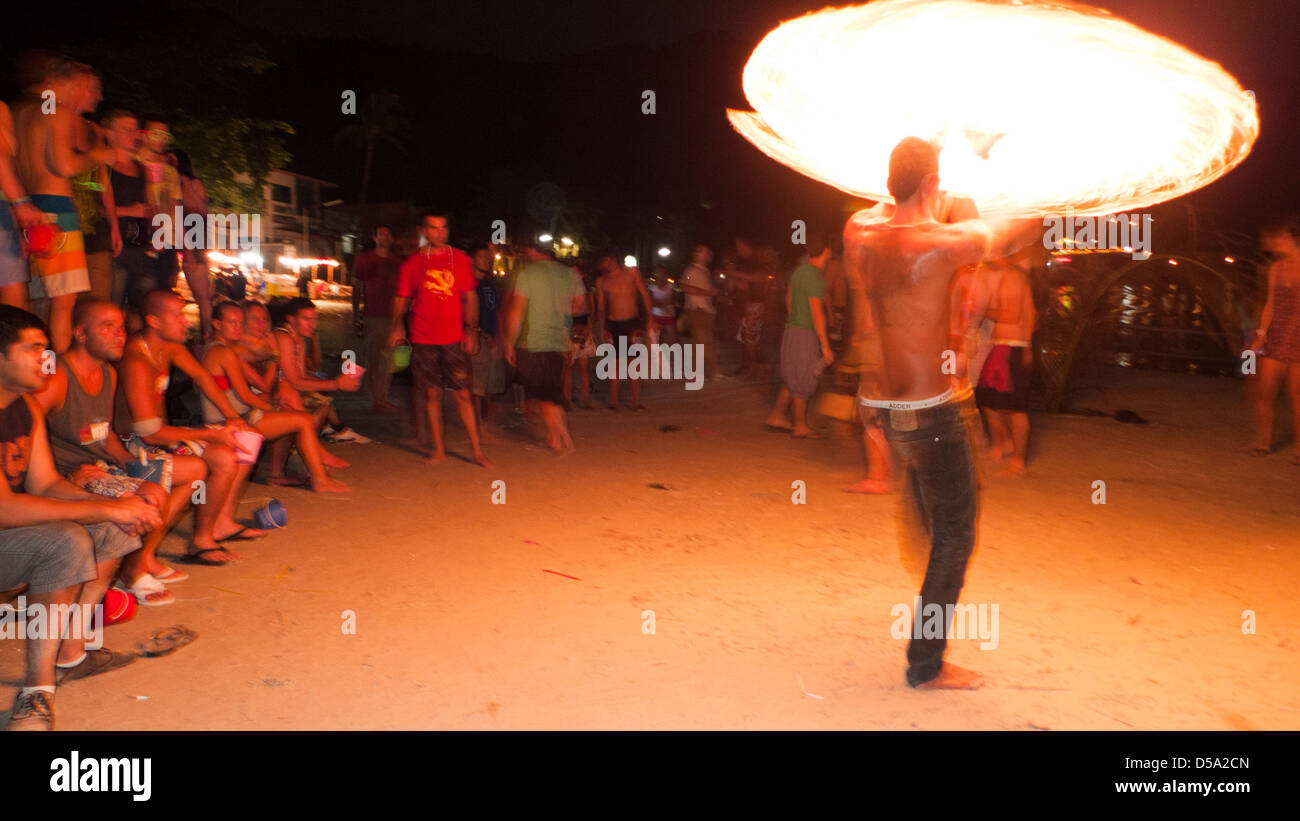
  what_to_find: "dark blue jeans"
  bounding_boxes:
[876,401,979,686]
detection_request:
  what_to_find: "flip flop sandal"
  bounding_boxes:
[1240,445,1272,457]
[118,574,174,606]
[217,527,266,542]
[764,424,794,433]
[179,548,240,566]
[791,431,828,440]
[154,566,189,583]
[135,625,199,658]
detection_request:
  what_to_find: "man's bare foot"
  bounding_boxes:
[148,563,181,580]
[764,416,791,429]
[607,404,620,412]
[471,452,494,468]
[913,663,984,690]
[187,543,241,563]
[845,478,890,494]
[996,459,1026,477]
[423,451,447,466]
[321,451,350,469]
[371,401,401,413]
[312,476,353,493]
[631,403,646,411]
[213,524,266,541]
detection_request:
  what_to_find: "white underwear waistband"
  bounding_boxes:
[859,385,963,411]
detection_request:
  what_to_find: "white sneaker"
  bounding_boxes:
[329,427,372,444]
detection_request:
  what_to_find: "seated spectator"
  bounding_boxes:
[117,290,259,564]
[200,300,349,492]
[237,300,350,480]
[0,305,160,731]
[32,300,183,605]
[273,297,366,443]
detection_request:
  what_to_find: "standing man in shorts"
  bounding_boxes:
[765,236,834,438]
[352,224,402,413]
[974,254,1036,475]
[595,254,652,411]
[12,58,112,352]
[503,244,586,452]
[389,212,490,468]
[680,244,722,382]
[0,100,44,308]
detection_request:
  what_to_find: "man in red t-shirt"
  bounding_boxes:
[352,225,403,413]
[389,212,491,468]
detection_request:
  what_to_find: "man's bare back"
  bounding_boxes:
[844,212,989,402]
[599,266,645,322]
[13,97,72,198]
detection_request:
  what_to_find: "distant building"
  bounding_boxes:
[257,170,360,285]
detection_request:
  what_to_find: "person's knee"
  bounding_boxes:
[204,444,238,474]
[47,521,93,558]
[171,453,208,484]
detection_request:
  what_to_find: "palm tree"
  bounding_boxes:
[333,91,410,204]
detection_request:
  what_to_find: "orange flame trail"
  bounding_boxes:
[727,0,1259,216]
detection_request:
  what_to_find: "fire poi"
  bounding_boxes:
[727,0,1259,216]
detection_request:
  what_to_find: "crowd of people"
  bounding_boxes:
[3,48,1297,728]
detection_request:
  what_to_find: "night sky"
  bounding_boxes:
[5,0,1297,254]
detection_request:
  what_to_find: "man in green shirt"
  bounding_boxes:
[765,236,833,437]
[503,245,586,452]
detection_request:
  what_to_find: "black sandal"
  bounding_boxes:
[179,548,240,566]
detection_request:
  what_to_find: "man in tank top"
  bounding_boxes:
[33,300,191,605]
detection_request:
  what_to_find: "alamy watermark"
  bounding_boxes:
[0,597,103,650]
[151,207,260,252]
[1043,208,1152,260]
[594,340,704,390]
[890,595,999,650]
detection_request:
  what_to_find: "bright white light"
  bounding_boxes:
[539,234,553,243]
[657,247,671,257]
[727,0,1259,216]
[240,252,264,267]
[560,237,574,247]
[623,255,638,268]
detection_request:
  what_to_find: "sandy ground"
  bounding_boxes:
[3,310,1297,730]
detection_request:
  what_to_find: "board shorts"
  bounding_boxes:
[737,302,764,345]
[76,461,152,498]
[515,349,565,405]
[27,195,91,299]
[469,331,506,397]
[0,204,29,288]
[121,433,192,489]
[412,342,469,391]
[975,343,1030,412]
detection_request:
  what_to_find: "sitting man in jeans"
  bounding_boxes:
[0,305,161,730]
[845,137,1032,689]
